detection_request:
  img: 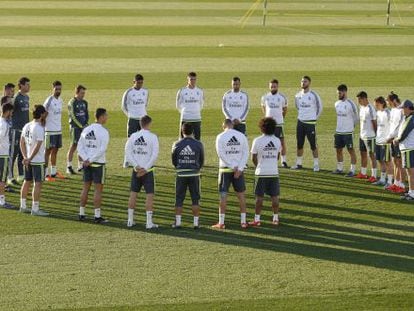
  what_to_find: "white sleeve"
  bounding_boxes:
[238,135,249,171]
[215,135,229,167]
[143,135,159,170]
[176,89,182,111]
[121,90,129,116]
[77,135,88,161]
[222,94,231,119]
[240,93,249,121]
[282,93,288,108]
[125,136,137,168]
[35,125,44,142]
[261,95,266,108]
[251,138,258,154]
[43,97,52,112]
[89,131,109,163]
[200,89,204,110]
[315,92,323,119]
[352,102,359,123]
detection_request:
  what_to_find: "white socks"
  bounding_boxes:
[219,213,225,225]
[361,167,367,175]
[273,214,279,222]
[175,215,182,226]
[128,208,134,223]
[51,166,57,176]
[296,157,303,166]
[254,214,261,222]
[387,174,393,185]
[313,158,319,166]
[281,155,287,163]
[32,201,40,212]
[0,194,5,206]
[380,172,386,182]
[193,216,199,227]
[94,208,101,218]
[241,212,246,224]
[146,210,153,226]
[20,198,27,209]
[337,162,344,171]
[350,164,356,173]
[371,168,377,178]
[79,206,85,216]
[67,161,72,167]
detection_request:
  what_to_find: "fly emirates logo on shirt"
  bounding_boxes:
[262,141,278,159]
[133,136,148,155]
[85,130,97,149]
[226,136,241,155]
[179,145,196,164]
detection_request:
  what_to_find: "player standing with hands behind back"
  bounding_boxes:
[77,108,110,223]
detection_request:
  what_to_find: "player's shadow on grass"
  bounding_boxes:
[29,169,414,274]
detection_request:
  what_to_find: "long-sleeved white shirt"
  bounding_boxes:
[121,87,149,119]
[125,129,159,171]
[43,95,63,133]
[387,107,404,141]
[359,103,377,139]
[215,128,249,171]
[0,117,10,156]
[295,89,323,122]
[251,134,281,176]
[335,99,359,134]
[222,90,249,122]
[261,91,288,125]
[398,115,414,151]
[376,109,391,144]
[77,123,109,164]
[176,86,204,122]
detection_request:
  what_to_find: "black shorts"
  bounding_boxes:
[0,156,8,183]
[359,138,376,153]
[218,171,246,193]
[127,118,141,137]
[274,125,284,139]
[24,163,45,182]
[254,176,280,197]
[296,120,317,150]
[334,133,354,149]
[376,144,391,162]
[402,150,414,169]
[175,175,200,207]
[181,121,201,141]
[130,170,155,194]
[45,133,62,149]
[391,143,401,158]
[83,164,106,184]
[233,123,246,135]
[70,127,83,144]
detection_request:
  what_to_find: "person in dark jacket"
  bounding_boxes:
[171,122,204,229]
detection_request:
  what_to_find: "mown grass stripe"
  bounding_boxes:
[1,34,413,47]
[1,46,414,59]
[1,57,413,73]
[1,71,413,89]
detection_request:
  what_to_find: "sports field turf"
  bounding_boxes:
[0,0,414,310]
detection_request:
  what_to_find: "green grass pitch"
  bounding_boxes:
[0,0,414,310]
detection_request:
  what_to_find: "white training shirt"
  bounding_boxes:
[359,103,377,139]
[376,109,391,145]
[261,91,288,125]
[0,117,10,156]
[251,134,281,176]
[43,95,63,133]
[176,86,204,122]
[21,120,45,164]
[335,99,359,134]
[222,90,249,122]
[121,87,149,119]
[295,90,323,122]
[387,107,404,141]
[215,128,249,171]
[77,123,109,164]
[125,129,159,171]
